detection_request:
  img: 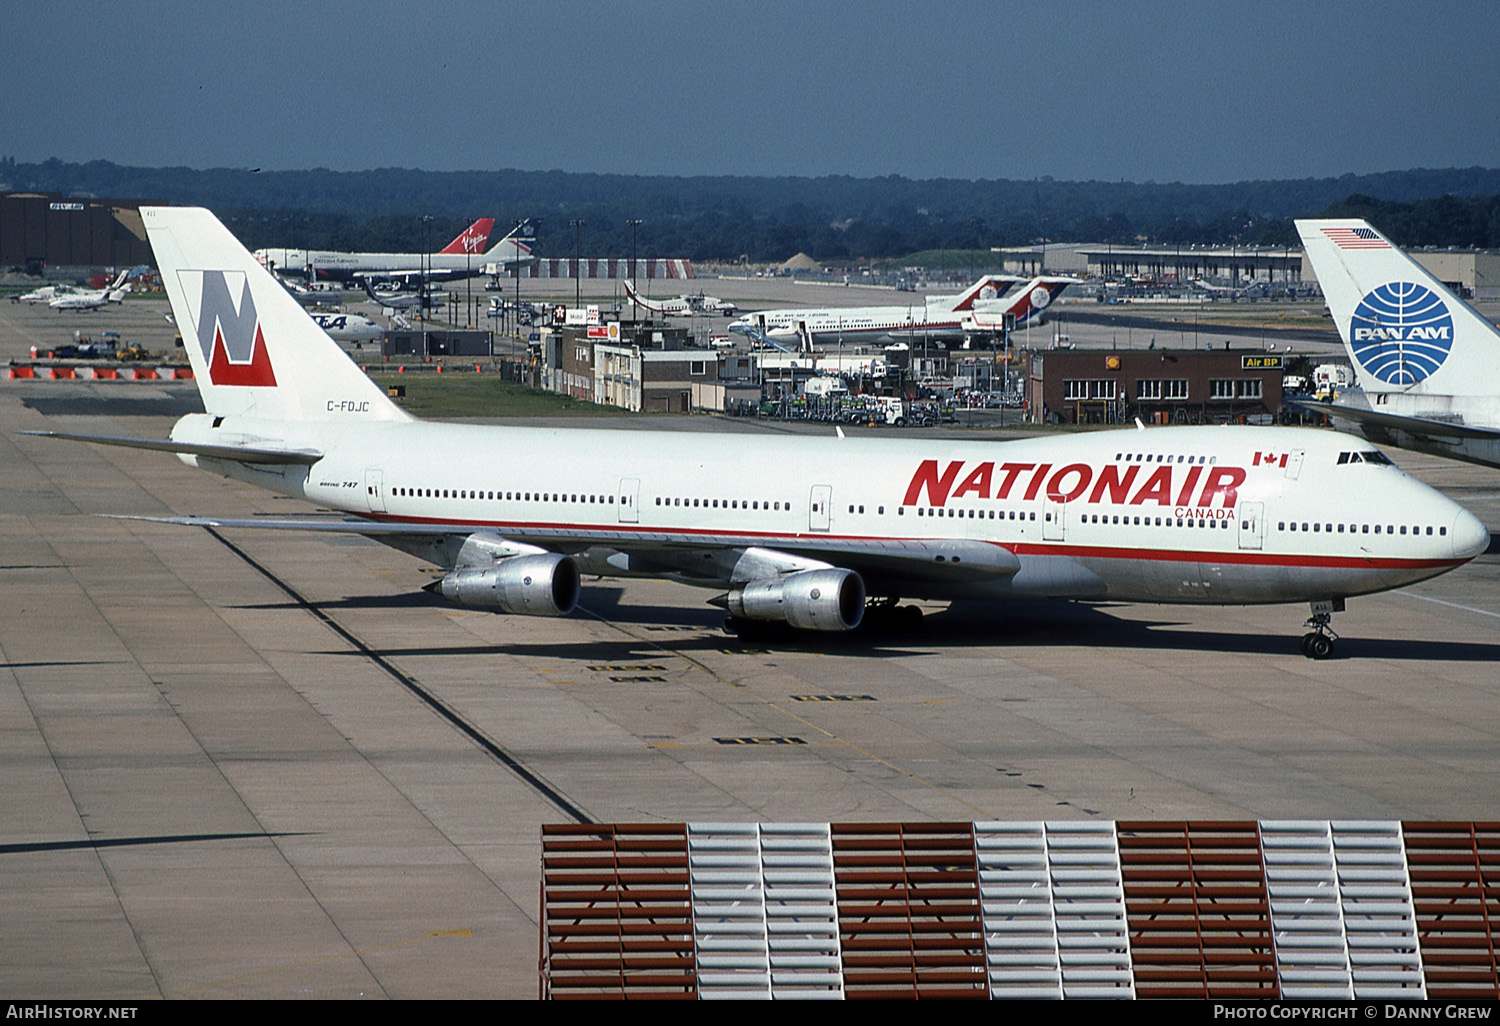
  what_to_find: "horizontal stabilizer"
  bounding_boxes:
[1287,400,1500,442]
[24,431,323,465]
[109,514,469,534]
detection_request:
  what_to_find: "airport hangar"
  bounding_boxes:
[0,192,159,273]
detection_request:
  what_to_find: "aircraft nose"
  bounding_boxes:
[1451,505,1491,560]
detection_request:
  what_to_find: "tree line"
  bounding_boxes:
[5,157,1500,263]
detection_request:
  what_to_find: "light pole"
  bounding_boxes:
[420,215,432,357]
[513,218,526,343]
[570,219,586,312]
[627,218,643,321]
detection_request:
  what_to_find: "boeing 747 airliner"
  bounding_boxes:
[31,209,1489,659]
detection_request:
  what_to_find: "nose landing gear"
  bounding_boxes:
[1300,598,1344,659]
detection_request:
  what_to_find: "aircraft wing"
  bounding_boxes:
[1286,400,1500,442]
[117,515,1022,586]
[23,431,324,465]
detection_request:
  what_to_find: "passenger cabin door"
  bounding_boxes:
[1043,500,1065,541]
[1284,450,1305,480]
[1237,501,1264,550]
[809,485,832,532]
[617,477,640,524]
[365,469,386,514]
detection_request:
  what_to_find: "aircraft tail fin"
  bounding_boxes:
[961,276,1075,329]
[1016,276,1076,322]
[946,274,1028,311]
[622,279,659,313]
[1297,218,1500,396]
[142,207,410,423]
[483,219,534,263]
[438,218,495,255]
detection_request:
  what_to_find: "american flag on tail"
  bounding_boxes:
[1322,226,1390,250]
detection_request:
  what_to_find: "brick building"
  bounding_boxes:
[1028,349,1286,426]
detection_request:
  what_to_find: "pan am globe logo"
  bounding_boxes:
[1349,282,1453,385]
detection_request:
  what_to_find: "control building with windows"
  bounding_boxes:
[540,320,720,412]
[1028,349,1285,426]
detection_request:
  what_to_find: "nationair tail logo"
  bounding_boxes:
[1350,282,1453,386]
[181,269,277,388]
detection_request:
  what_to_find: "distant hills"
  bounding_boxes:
[4,157,1499,262]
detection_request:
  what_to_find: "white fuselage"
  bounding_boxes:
[170,418,1485,605]
[49,286,127,310]
[630,294,691,317]
[735,301,972,346]
[310,312,384,342]
[16,284,72,304]
[255,242,531,282]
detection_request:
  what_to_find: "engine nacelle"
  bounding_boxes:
[430,554,580,617]
[727,568,864,632]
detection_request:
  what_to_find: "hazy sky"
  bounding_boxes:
[4,0,1498,183]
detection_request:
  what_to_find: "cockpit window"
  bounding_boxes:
[1337,450,1395,466]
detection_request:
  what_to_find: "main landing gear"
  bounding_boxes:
[861,598,924,634]
[1300,598,1344,660]
[722,615,792,642]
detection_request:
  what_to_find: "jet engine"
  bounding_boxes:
[427,553,580,617]
[726,568,865,632]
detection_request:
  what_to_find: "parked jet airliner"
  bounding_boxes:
[254,218,535,285]
[728,275,1076,350]
[31,209,1489,659]
[1297,218,1500,469]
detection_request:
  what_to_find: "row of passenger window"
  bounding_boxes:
[1081,513,1231,529]
[655,497,791,511]
[1113,452,1216,464]
[902,508,1230,530]
[393,487,615,504]
[1279,521,1446,537]
[908,508,1036,521]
